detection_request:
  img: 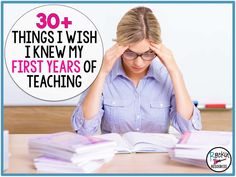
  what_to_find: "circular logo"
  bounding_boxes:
[206,147,232,172]
[5,5,104,101]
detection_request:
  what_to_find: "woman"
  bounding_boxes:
[71,7,202,135]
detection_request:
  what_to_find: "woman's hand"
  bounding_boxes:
[100,43,128,76]
[149,43,179,74]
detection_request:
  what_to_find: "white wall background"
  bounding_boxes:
[3,3,233,106]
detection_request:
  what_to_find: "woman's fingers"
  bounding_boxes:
[101,44,128,75]
[110,43,128,52]
[150,42,162,49]
[109,45,126,56]
[106,44,127,58]
[149,44,164,60]
[150,42,172,58]
[150,42,176,70]
[110,45,128,61]
[106,43,119,55]
[115,45,129,57]
[151,42,172,54]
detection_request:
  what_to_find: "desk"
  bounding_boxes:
[4,107,232,134]
[5,134,213,174]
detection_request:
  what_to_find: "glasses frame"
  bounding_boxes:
[122,49,156,61]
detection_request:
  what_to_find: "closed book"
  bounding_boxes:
[176,131,232,149]
[29,132,117,154]
[169,131,232,168]
[30,146,115,164]
[34,155,112,173]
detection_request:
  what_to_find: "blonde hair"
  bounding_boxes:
[116,6,162,45]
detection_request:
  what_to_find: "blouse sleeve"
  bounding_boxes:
[71,90,104,135]
[169,91,202,134]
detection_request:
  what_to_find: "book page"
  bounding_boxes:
[94,133,131,153]
[123,132,179,152]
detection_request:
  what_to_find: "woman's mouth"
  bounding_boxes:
[131,66,144,71]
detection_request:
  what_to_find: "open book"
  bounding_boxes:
[95,132,179,153]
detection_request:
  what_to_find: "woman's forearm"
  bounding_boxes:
[169,65,194,120]
[149,43,194,120]
[81,72,107,120]
[81,44,128,120]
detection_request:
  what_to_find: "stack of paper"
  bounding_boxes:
[28,132,116,173]
[169,131,232,168]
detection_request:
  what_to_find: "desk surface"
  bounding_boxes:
[5,134,213,174]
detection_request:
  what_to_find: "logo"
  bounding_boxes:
[206,147,232,172]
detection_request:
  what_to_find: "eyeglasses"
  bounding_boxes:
[122,49,156,61]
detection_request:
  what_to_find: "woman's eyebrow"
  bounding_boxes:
[144,49,153,53]
[124,49,133,52]
[126,49,152,53]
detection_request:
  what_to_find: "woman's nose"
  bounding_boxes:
[134,56,144,66]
